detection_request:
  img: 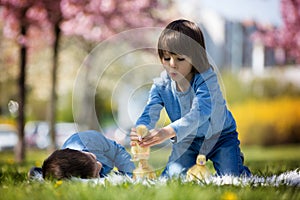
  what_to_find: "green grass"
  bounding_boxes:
[0,145,299,200]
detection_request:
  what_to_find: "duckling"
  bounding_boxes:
[133,159,156,180]
[131,125,150,161]
[186,154,211,181]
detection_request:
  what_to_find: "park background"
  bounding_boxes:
[0,0,299,199]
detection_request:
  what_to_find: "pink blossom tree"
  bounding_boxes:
[59,0,171,132]
[254,0,300,64]
[0,0,172,161]
[44,0,170,151]
[0,0,52,162]
[60,0,167,41]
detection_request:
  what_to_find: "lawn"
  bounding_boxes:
[0,145,299,200]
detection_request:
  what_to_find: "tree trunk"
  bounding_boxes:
[15,21,27,163]
[49,24,61,151]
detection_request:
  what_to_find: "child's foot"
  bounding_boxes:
[28,167,43,180]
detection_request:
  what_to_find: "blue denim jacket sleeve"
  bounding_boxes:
[113,142,135,175]
[135,83,164,129]
[78,131,135,176]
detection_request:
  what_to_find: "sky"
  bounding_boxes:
[177,0,282,26]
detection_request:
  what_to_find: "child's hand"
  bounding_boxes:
[139,126,176,147]
[129,127,139,146]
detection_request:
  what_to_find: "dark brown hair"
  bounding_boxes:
[158,19,210,73]
[42,149,98,180]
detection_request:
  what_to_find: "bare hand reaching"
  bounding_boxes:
[130,126,176,148]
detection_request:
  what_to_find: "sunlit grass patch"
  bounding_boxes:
[0,146,299,200]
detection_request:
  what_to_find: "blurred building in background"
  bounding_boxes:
[176,0,284,74]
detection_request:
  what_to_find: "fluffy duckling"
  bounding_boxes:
[186,154,211,181]
[133,159,156,180]
[131,125,150,161]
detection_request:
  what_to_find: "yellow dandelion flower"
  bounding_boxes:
[7,159,14,165]
[35,161,42,167]
[54,180,63,188]
[221,191,238,200]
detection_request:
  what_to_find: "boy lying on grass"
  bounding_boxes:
[29,130,135,180]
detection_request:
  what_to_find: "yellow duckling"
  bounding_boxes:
[133,159,156,180]
[186,154,211,181]
[131,125,150,161]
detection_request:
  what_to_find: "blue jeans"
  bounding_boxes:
[161,131,251,178]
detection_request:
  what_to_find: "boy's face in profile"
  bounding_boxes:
[161,51,193,83]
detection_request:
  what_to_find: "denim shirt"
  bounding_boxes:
[136,67,236,142]
[61,130,135,177]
